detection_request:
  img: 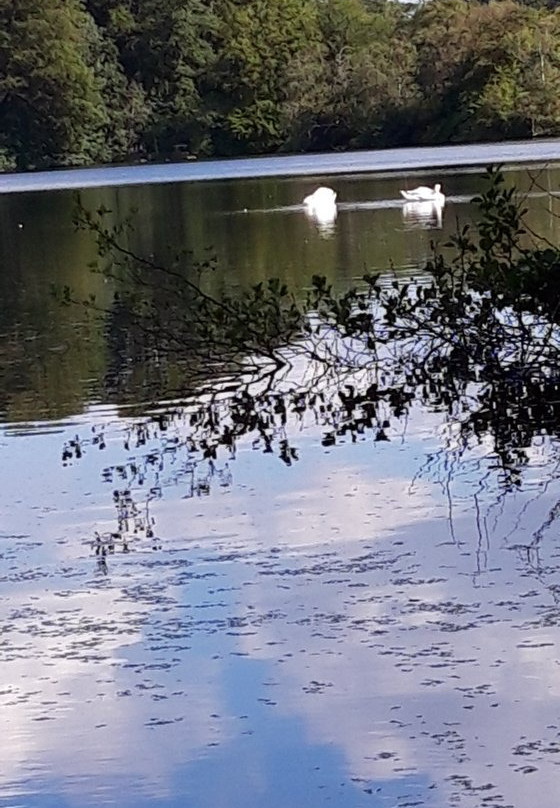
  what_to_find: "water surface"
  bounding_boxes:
[2,154,560,807]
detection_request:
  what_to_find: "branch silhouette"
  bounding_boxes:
[59,167,560,566]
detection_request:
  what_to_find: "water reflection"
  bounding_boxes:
[303,202,338,237]
[402,200,444,229]
[4,406,560,807]
[4,162,560,807]
[4,164,560,425]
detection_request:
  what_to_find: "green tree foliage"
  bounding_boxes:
[411,0,526,142]
[474,12,560,137]
[411,0,560,142]
[281,0,418,150]
[4,0,560,167]
[84,13,149,160]
[0,0,125,168]
[213,0,322,153]
[87,0,222,156]
[329,1,419,148]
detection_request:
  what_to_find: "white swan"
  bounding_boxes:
[400,183,445,205]
[303,186,337,235]
[303,186,337,212]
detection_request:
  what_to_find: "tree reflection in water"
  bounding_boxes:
[63,168,560,589]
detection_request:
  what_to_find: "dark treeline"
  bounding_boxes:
[2,0,560,170]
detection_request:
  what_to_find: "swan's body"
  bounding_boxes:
[303,186,337,212]
[303,186,338,235]
[400,183,445,205]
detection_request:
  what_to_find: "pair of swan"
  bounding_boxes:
[400,183,445,206]
[302,182,445,232]
[305,183,445,208]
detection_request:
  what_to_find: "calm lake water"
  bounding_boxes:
[3,148,560,808]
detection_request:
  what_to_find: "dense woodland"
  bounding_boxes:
[1,0,560,170]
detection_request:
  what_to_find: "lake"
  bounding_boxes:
[3,146,560,808]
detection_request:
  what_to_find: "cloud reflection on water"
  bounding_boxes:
[2,406,560,806]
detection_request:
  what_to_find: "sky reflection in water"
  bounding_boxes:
[3,401,560,808]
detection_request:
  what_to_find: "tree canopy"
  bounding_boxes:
[1,0,560,168]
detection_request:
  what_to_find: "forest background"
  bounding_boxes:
[1,0,559,171]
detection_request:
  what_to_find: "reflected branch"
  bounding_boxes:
[61,168,560,570]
